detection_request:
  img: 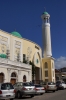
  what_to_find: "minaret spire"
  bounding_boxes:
[41,11,52,57]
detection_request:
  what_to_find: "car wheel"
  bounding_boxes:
[10,99,14,100]
[30,94,34,98]
[62,87,64,90]
[17,92,22,99]
[40,93,43,95]
[53,90,55,92]
[45,90,48,93]
[56,88,58,91]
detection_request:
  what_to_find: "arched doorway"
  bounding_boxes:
[32,52,41,83]
[23,75,26,82]
[10,72,17,85]
[0,73,4,83]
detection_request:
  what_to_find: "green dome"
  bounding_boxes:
[11,31,22,38]
[0,54,7,58]
[43,12,48,15]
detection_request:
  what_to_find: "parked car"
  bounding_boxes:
[56,80,66,90]
[42,82,56,92]
[0,82,15,100]
[13,82,36,98]
[34,84,45,95]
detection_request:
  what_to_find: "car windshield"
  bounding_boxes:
[35,84,42,87]
[62,81,65,84]
[1,83,14,90]
[48,82,55,85]
[23,82,34,86]
[56,81,61,84]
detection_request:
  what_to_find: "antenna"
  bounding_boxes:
[44,7,46,12]
[15,28,16,31]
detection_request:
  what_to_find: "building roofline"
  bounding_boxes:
[0,29,42,50]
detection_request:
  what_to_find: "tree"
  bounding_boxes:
[29,61,36,79]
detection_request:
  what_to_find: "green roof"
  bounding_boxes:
[43,12,48,15]
[0,54,7,58]
[11,31,22,38]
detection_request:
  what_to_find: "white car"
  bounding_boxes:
[34,84,45,95]
[13,82,36,98]
[0,82,15,100]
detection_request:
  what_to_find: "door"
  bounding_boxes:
[10,79,16,85]
[0,73,4,83]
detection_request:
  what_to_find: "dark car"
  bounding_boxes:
[56,80,66,90]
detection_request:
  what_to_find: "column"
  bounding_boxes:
[7,68,11,82]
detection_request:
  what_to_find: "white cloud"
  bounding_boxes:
[55,56,66,69]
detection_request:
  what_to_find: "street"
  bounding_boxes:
[14,89,66,100]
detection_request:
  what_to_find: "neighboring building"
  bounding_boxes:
[59,67,66,83]
[0,30,42,84]
[55,69,62,81]
[55,68,66,83]
[59,67,66,74]
[41,11,55,82]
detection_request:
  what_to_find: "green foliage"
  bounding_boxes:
[29,61,36,77]
[23,60,27,64]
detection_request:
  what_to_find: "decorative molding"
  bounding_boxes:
[1,45,5,53]
[27,47,32,57]
[13,38,23,62]
[15,45,20,48]
[27,47,32,63]
[18,70,21,75]
[15,40,21,46]
[0,58,31,70]
[1,41,7,45]
[7,68,11,71]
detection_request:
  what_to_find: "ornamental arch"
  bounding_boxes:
[10,72,17,85]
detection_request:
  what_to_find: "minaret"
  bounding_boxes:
[41,11,52,58]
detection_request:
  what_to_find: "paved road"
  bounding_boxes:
[14,89,66,100]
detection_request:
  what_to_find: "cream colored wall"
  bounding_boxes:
[10,35,23,61]
[42,57,55,82]
[22,38,42,68]
[0,30,42,69]
[51,59,55,82]
[0,30,10,55]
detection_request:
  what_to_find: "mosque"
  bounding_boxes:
[0,11,55,84]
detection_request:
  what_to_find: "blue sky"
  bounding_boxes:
[0,0,66,68]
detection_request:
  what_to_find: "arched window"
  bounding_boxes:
[44,62,48,69]
[10,72,17,85]
[23,75,26,82]
[11,72,16,77]
[0,73,4,83]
